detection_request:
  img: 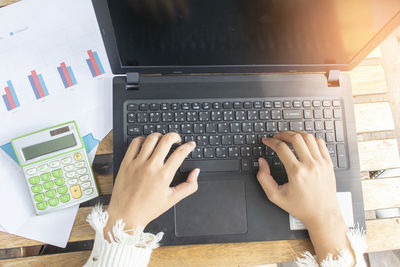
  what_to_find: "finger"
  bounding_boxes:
[262,137,298,170]
[164,141,196,174]
[256,158,282,204]
[316,138,331,161]
[170,168,200,204]
[273,131,313,162]
[150,132,182,164]
[121,137,145,166]
[295,131,322,160]
[137,133,163,160]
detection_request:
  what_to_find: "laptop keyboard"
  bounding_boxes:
[124,98,347,173]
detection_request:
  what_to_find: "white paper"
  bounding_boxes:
[0,0,113,247]
[289,192,355,230]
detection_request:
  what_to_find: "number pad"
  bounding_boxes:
[24,148,97,214]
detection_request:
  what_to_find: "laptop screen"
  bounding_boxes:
[107,0,400,68]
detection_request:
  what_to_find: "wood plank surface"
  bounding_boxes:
[350,65,387,95]
[0,0,19,7]
[354,102,394,133]
[358,139,400,171]
[362,177,400,211]
[1,218,400,266]
[96,131,113,155]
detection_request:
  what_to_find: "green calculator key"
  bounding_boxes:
[55,177,65,186]
[40,172,51,181]
[52,169,63,177]
[46,189,57,198]
[60,194,70,203]
[36,201,48,210]
[57,185,68,194]
[34,193,45,202]
[48,198,59,207]
[31,184,43,193]
[43,181,54,190]
[29,176,40,185]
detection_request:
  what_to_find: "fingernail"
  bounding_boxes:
[189,141,196,147]
[258,157,263,165]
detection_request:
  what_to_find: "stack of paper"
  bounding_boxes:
[0,0,113,247]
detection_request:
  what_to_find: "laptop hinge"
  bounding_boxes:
[326,70,341,87]
[126,72,139,90]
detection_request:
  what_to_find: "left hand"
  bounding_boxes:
[104,132,199,238]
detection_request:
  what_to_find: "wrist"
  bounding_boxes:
[103,213,148,242]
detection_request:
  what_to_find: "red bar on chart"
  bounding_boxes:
[5,87,16,109]
[31,70,45,98]
[60,62,73,87]
[87,50,101,76]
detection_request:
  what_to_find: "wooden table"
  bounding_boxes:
[1,1,400,265]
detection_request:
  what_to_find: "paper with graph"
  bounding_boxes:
[0,0,113,247]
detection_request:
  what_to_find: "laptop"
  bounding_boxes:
[92,0,400,245]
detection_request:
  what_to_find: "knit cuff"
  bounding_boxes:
[295,226,367,267]
[84,204,164,267]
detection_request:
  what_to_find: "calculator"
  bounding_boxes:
[11,121,99,215]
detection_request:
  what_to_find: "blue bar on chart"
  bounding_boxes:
[2,80,20,111]
[57,62,78,88]
[86,49,105,77]
[28,70,49,99]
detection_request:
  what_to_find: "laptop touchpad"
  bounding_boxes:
[174,180,247,237]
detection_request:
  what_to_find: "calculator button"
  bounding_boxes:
[62,157,72,164]
[29,176,40,185]
[75,161,85,168]
[43,181,54,190]
[48,198,59,207]
[74,153,82,161]
[70,185,82,199]
[57,185,68,194]
[38,165,48,172]
[60,194,71,203]
[26,168,37,175]
[64,165,74,172]
[52,169,63,178]
[83,188,94,195]
[77,168,87,175]
[40,172,51,181]
[55,177,65,186]
[34,193,45,202]
[79,175,89,182]
[36,201,48,210]
[66,171,76,178]
[46,189,57,198]
[49,161,60,168]
[81,181,91,188]
[68,178,78,185]
[31,184,43,193]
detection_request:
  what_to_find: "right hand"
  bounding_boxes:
[256,131,344,230]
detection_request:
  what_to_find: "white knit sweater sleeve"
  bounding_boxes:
[295,226,367,267]
[83,205,163,267]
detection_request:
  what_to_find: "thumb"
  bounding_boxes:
[170,168,200,204]
[257,158,281,204]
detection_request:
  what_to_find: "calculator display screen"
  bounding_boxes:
[22,134,77,161]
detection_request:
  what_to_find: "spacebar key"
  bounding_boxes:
[180,160,240,173]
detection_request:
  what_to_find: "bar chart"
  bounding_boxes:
[28,70,49,99]
[86,50,105,77]
[57,62,78,88]
[2,81,20,111]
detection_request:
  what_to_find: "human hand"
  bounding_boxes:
[257,131,352,262]
[104,132,199,238]
[256,131,344,230]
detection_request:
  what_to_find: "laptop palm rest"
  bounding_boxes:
[174,179,247,237]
